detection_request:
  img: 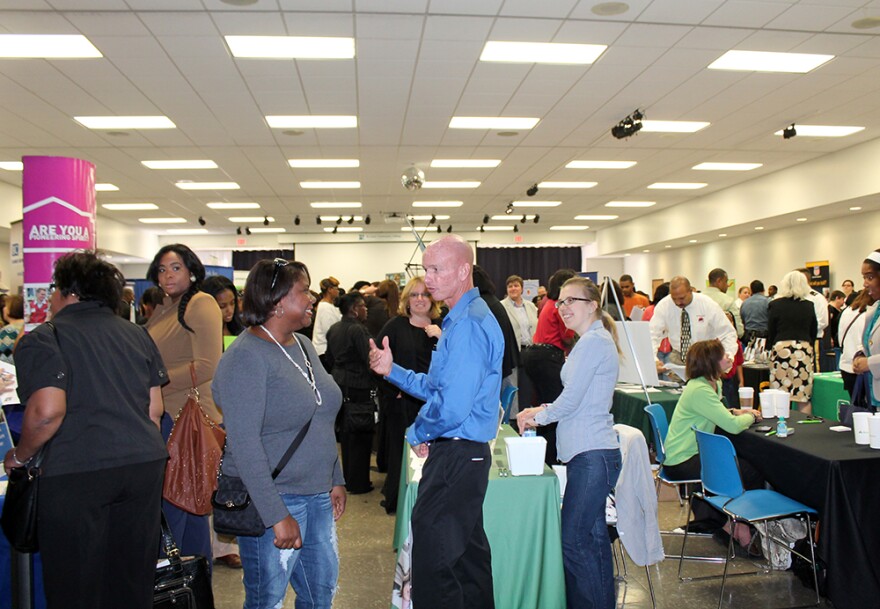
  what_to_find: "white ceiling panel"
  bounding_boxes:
[427,0,504,15]
[64,12,152,36]
[355,14,423,39]
[499,0,579,19]
[766,3,856,30]
[279,0,353,11]
[210,12,289,36]
[424,15,494,41]
[488,17,563,40]
[637,0,725,25]
[282,12,354,36]
[701,0,790,27]
[355,0,429,13]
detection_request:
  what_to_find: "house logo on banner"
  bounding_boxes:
[23,196,94,246]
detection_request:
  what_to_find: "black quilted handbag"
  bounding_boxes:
[154,513,214,609]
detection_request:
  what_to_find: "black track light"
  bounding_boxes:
[263,216,269,226]
[526,184,538,197]
[332,226,338,234]
[198,215,206,226]
[446,225,452,233]
[336,217,342,225]
[294,215,301,226]
[479,225,485,233]
[365,214,371,225]
[520,216,527,224]
[245,227,252,235]
[347,216,354,225]
[429,214,437,225]
[505,202,514,215]
[534,215,540,224]
[482,214,490,224]
[236,226,242,235]
[783,123,797,139]
[436,225,442,233]
[611,109,644,140]
[513,224,519,233]
[316,216,322,225]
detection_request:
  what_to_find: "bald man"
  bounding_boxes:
[370,235,503,609]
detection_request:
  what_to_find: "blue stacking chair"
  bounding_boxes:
[500,385,519,424]
[680,429,820,609]
[643,404,700,506]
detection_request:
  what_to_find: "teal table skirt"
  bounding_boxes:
[612,386,681,441]
[392,426,565,609]
[812,372,849,421]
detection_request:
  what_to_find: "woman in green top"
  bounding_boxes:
[664,339,764,546]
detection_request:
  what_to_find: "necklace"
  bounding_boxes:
[259,324,322,406]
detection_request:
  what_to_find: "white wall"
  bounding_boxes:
[624,208,880,293]
[296,241,433,290]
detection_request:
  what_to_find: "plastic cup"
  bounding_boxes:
[774,391,791,419]
[738,387,754,410]
[853,411,872,445]
[869,415,880,449]
[760,390,776,418]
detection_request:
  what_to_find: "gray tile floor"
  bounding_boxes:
[212,467,832,609]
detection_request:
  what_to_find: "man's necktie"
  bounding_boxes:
[680,308,691,355]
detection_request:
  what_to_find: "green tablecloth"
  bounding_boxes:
[392,426,565,609]
[812,372,849,421]
[611,386,681,441]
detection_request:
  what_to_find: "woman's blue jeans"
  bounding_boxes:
[561,448,622,609]
[238,492,338,609]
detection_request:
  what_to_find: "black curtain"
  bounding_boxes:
[476,246,582,300]
[231,249,295,272]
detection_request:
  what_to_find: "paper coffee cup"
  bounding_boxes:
[760,390,776,418]
[738,387,754,410]
[853,411,872,445]
[868,414,880,449]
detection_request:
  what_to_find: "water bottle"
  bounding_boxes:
[776,416,788,438]
[523,428,537,438]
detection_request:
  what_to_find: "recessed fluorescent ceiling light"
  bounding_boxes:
[225,36,355,59]
[605,201,655,208]
[689,239,698,243]
[410,215,450,221]
[266,116,357,128]
[511,200,561,207]
[401,226,438,231]
[324,227,362,233]
[449,117,539,130]
[430,159,500,168]
[207,202,260,209]
[0,161,23,170]
[288,159,359,168]
[491,215,537,221]
[692,162,762,171]
[319,216,363,221]
[850,206,862,211]
[574,215,618,220]
[412,201,463,208]
[708,50,833,73]
[479,226,514,231]
[0,34,102,58]
[300,181,360,189]
[310,202,362,209]
[648,183,707,190]
[538,181,597,188]
[773,125,864,137]
[102,203,158,211]
[95,183,119,191]
[249,227,286,233]
[175,181,240,190]
[565,160,636,169]
[640,120,710,133]
[480,41,607,64]
[166,228,209,235]
[74,116,176,129]
[228,216,274,222]
[421,181,481,189]
[142,160,218,169]
[139,217,186,224]
[796,217,807,222]
[550,226,590,231]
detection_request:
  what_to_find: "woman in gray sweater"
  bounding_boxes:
[213,258,345,609]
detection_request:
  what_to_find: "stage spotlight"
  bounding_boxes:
[483,214,490,224]
[611,109,644,140]
[245,227,252,235]
[316,216,322,225]
[294,215,300,226]
[526,184,538,197]
[505,202,514,215]
[263,216,269,226]
[783,123,797,139]
[236,226,242,235]
[365,214,371,225]
[533,214,540,224]
[446,225,452,233]
[198,216,206,226]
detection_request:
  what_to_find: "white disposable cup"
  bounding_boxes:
[760,391,776,418]
[868,414,880,449]
[739,387,754,410]
[774,391,791,419]
[853,411,872,445]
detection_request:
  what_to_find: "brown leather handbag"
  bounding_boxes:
[163,365,225,515]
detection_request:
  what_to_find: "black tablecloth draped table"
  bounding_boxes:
[727,411,880,609]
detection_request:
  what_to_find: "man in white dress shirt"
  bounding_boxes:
[649,276,738,375]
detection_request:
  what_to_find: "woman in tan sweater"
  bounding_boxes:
[146,243,222,563]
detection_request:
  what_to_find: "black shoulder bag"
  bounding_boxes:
[154,512,214,608]
[0,321,64,553]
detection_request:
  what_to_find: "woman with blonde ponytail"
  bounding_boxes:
[517,277,622,609]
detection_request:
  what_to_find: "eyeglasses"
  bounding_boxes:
[409,292,430,300]
[270,258,289,290]
[555,297,591,309]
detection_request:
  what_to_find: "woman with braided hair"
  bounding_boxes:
[146,243,223,563]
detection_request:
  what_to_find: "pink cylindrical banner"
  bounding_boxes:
[22,156,96,330]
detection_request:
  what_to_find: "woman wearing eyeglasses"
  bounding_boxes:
[517,277,622,609]
[213,259,345,609]
[375,276,441,513]
[146,243,223,561]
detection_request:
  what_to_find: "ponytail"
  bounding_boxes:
[599,310,623,355]
[176,282,199,333]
